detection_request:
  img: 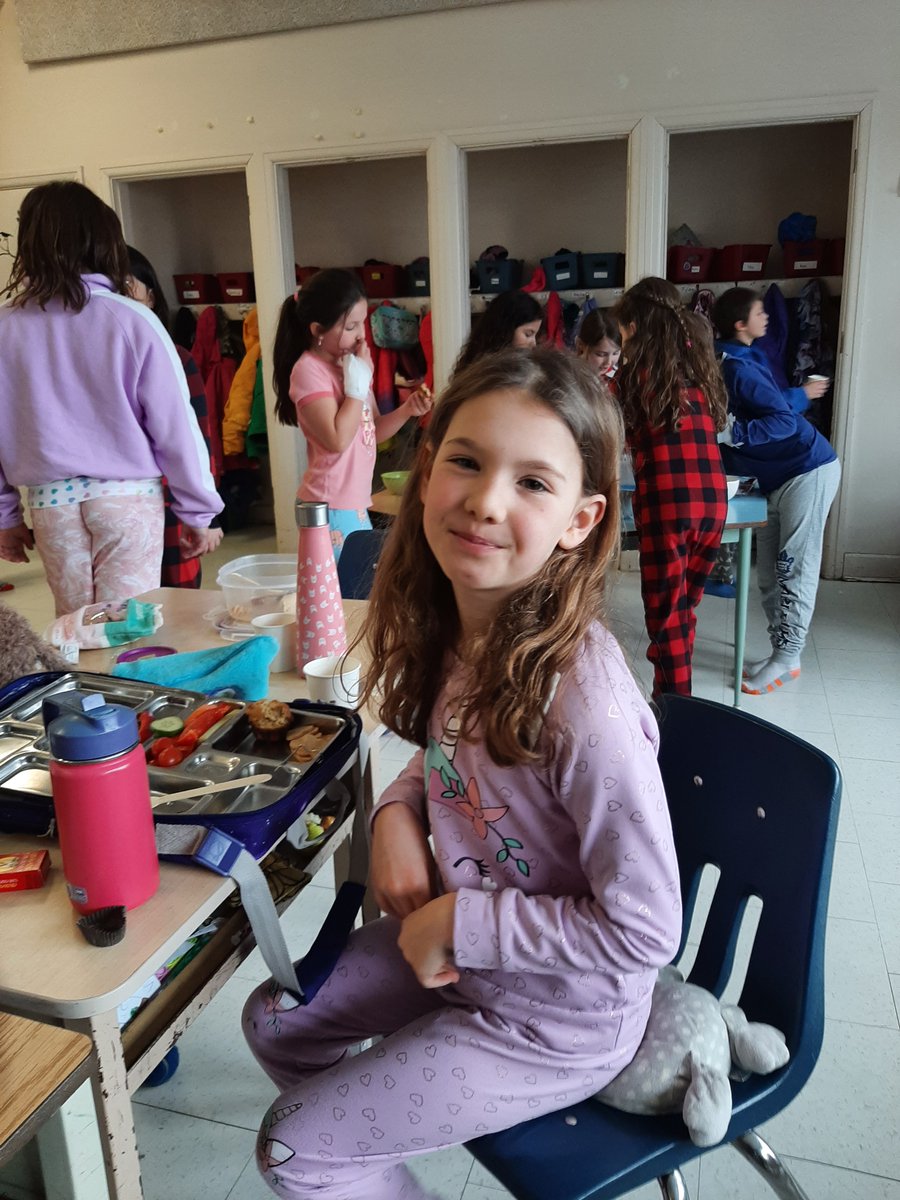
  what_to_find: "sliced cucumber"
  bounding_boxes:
[150,715,185,737]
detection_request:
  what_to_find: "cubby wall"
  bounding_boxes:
[466,139,628,277]
[121,171,253,313]
[668,121,853,277]
[287,156,428,283]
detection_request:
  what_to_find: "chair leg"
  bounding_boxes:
[732,1130,811,1200]
[657,1169,690,1200]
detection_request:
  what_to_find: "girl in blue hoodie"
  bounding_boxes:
[713,288,840,695]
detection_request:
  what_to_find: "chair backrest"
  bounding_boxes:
[336,529,387,600]
[655,693,841,1079]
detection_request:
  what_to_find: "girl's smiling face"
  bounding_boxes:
[312,298,368,362]
[421,388,606,634]
[583,336,621,375]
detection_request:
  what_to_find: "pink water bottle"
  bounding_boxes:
[44,692,160,913]
[295,500,347,675]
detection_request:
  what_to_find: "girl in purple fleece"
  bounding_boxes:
[0,182,222,614]
[243,349,681,1200]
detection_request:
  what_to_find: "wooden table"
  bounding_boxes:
[0,1014,93,1167]
[0,589,373,1200]
[368,488,402,518]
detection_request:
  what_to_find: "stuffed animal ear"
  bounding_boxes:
[682,1053,732,1147]
[721,1005,790,1076]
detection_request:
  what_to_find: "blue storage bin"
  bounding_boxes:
[541,252,580,291]
[580,252,625,288]
[476,259,523,294]
[406,259,430,295]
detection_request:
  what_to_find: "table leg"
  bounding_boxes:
[65,1010,143,1200]
[733,528,753,707]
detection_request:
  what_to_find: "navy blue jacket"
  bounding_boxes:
[715,339,836,494]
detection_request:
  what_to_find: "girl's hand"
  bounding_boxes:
[397,893,459,989]
[181,526,224,558]
[0,522,34,563]
[370,803,438,919]
[342,350,374,401]
[355,338,373,370]
[404,385,433,419]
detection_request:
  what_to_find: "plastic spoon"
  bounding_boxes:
[152,773,272,808]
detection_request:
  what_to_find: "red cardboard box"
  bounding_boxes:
[0,849,50,892]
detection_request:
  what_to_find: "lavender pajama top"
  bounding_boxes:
[243,623,681,1199]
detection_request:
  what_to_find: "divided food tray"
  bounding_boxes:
[0,673,347,823]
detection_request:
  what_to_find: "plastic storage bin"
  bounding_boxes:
[541,252,580,291]
[360,263,406,299]
[666,246,715,283]
[295,265,321,286]
[216,272,255,302]
[782,239,826,277]
[216,554,298,620]
[580,252,625,288]
[476,259,523,294]
[713,244,771,281]
[406,259,430,295]
[823,237,846,275]
[173,274,221,304]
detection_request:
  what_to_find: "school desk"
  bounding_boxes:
[0,589,374,1200]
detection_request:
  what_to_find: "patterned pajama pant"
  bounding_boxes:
[327,508,371,564]
[242,917,618,1200]
[637,518,723,697]
[31,495,165,616]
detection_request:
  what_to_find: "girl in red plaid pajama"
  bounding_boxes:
[613,278,729,697]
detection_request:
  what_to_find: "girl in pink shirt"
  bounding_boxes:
[272,270,432,559]
[243,349,680,1199]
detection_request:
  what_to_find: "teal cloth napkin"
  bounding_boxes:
[112,636,278,701]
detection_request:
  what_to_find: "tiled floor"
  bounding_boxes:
[2,528,899,1200]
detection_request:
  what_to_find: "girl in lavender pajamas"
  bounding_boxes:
[243,349,682,1199]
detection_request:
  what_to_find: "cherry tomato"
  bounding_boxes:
[150,736,176,758]
[155,746,186,768]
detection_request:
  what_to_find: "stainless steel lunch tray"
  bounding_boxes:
[0,673,347,822]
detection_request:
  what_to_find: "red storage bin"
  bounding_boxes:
[295,265,321,286]
[173,274,220,304]
[823,237,846,275]
[713,243,771,281]
[666,246,715,283]
[782,239,826,277]
[360,263,406,299]
[216,272,255,302]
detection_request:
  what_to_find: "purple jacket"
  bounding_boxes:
[0,275,222,529]
[375,625,681,1065]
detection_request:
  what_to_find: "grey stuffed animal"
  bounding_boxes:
[597,966,790,1147]
[0,603,69,689]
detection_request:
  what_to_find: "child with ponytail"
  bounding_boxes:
[613,276,728,696]
[272,269,432,559]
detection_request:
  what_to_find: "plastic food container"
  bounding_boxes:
[216,555,297,621]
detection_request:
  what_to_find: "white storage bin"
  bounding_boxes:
[216,554,297,620]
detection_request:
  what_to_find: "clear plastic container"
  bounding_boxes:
[216,555,297,621]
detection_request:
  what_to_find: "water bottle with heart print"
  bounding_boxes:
[295,501,347,675]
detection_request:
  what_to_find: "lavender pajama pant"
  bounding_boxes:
[242,917,622,1200]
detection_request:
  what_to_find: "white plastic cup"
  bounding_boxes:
[251,612,298,673]
[303,655,362,707]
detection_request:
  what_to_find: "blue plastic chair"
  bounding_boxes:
[467,693,841,1200]
[337,529,388,600]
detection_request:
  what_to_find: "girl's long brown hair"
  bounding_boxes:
[356,348,624,768]
[613,276,728,433]
[5,181,130,311]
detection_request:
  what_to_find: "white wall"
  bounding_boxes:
[0,0,898,576]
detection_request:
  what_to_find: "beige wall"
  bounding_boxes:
[1,0,898,577]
